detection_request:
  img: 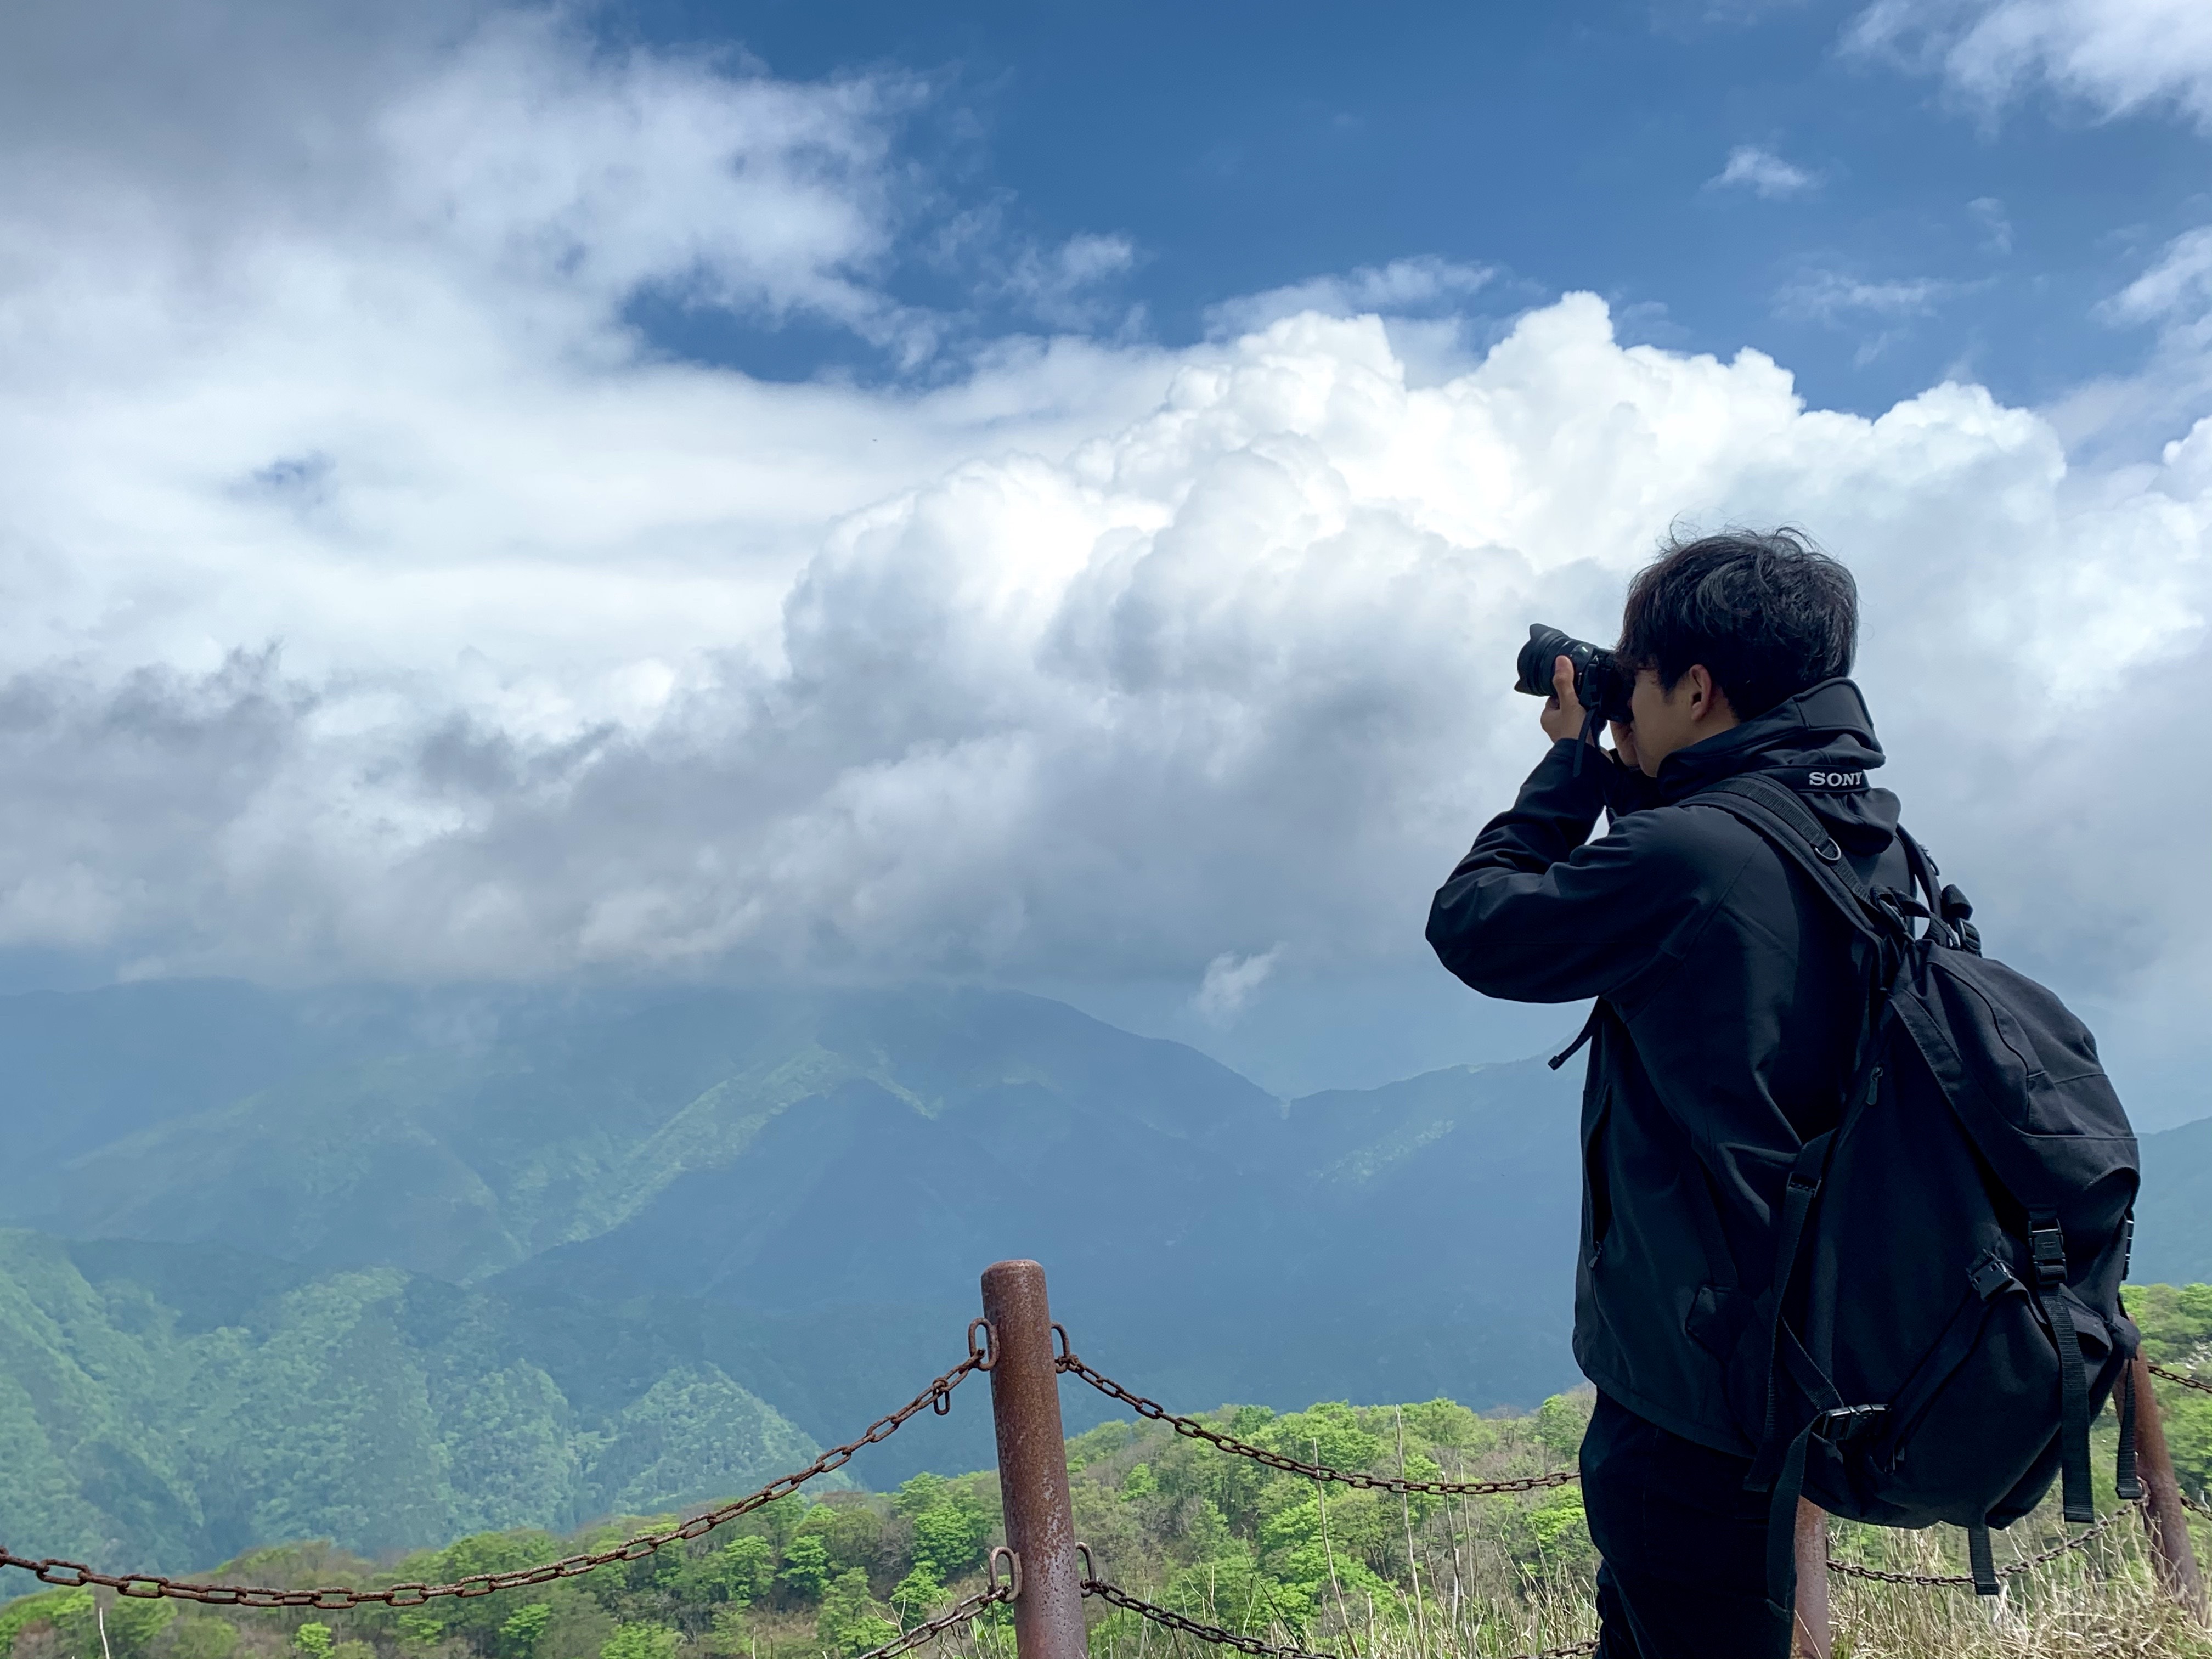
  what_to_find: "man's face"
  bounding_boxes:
[1624,667,1707,777]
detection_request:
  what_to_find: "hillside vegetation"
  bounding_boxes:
[3,1289,2207,1659]
[0,1233,830,1569]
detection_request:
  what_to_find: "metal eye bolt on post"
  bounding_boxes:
[978,1259,1090,1659]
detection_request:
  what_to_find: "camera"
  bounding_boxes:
[1515,624,1634,724]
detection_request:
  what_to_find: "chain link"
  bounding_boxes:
[1055,1353,1577,1497]
[1081,1578,1593,1659]
[2147,1361,2212,1396]
[1822,1503,2135,1588]
[1077,1577,1338,1659]
[849,1583,1012,1659]
[0,1357,981,1609]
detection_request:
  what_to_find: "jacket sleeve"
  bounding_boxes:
[1425,741,1708,1005]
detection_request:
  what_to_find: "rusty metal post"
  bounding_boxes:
[981,1260,1088,1659]
[1792,1498,1832,1658]
[2132,1353,2208,1621]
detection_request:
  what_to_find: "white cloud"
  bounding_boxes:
[1777,271,1957,320]
[1205,256,1495,337]
[1849,0,2212,130]
[1968,195,2014,253]
[2053,225,2212,457]
[4,2,2212,1118]
[1000,232,1141,330]
[2109,227,2212,323]
[1195,949,1281,1025]
[1773,270,1967,364]
[377,15,919,338]
[12,288,2212,1022]
[1708,145,1819,198]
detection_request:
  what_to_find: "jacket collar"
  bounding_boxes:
[1653,678,1886,807]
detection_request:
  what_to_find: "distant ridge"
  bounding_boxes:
[0,1228,831,1575]
[2134,1113,2212,1286]
[0,980,1583,1445]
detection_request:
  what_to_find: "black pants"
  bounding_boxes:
[1579,1392,1792,1659]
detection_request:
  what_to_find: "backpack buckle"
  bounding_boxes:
[1968,1254,2018,1302]
[1812,1403,1887,1445]
[2029,1223,2068,1289]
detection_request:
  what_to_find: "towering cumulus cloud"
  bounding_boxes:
[0,4,2207,1103]
[4,300,2208,1004]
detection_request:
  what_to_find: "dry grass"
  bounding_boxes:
[922,1498,2212,1659]
[1821,1513,2212,1659]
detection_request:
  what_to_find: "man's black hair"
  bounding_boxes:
[1617,528,1857,720]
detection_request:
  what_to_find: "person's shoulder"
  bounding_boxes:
[1607,796,1773,883]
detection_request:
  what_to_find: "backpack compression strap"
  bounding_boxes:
[2030,1217,2098,1523]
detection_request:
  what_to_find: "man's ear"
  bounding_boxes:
[1684,665,1735,725]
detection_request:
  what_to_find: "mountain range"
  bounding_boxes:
[0,979,2202,1581]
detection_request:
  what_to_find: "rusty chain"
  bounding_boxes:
[1054,1351,1577,1497]
[1077,1577,1338,1659]
[2147,1361,2212,1396]
[849,1583,1012,1659]
[0,1356,980,1609]
[0,1317,2189,1622]
[1822,1502,2136,1588]
[1081,1577,1594,1659]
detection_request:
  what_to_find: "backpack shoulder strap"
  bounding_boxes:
[1689,773,1898,946]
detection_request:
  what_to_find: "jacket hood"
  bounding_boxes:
[1655,678,1897,853]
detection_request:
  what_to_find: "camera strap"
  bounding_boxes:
[1572,704,1604,776]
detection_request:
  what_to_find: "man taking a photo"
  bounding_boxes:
[1426,529,1899,1658]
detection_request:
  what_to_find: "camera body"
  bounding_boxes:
[1515,623,1634,724]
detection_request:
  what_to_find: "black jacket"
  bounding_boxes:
[1426,679,1909,1455]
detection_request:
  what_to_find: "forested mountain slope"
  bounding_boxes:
[0,1231,830,1573]
[2134,1113,2212,1285]
[0,982,1588,1449]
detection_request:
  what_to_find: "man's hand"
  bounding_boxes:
[1541,655,1592,743]
[1542,654,1638,767]
[1609,718,1640,772]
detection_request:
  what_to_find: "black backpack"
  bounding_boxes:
[1692,774,2142,1609]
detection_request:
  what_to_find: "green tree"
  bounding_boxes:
[496,1604,553,1659]
[889,1555,950,1629]
[599,1624,679,1659]
[1533,1392,1594,1463]
[294,1623,336,1659]
[1162,1548,1305,1638]
[778,1533,831,1600]
[2130,1282,2212,1497]
[816,1570,898,1658]
[167,1620,241,1659]
[95,1598,176,1659]
[714,1536,776,1607]
[908,1495,989,1582]
[0,1591,88,1657]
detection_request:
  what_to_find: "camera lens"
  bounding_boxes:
[1515,623,1632,723]
[1516,624,1581,697]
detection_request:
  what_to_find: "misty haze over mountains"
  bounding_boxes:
[0,978,2204,1578]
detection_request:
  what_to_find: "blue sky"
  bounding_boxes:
[0,1,2209,1114]
[611,0,2207,432]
